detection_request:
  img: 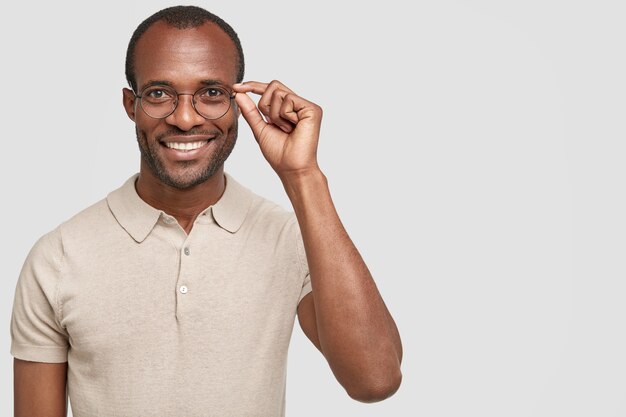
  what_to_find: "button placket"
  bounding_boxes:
[176,239,194,320]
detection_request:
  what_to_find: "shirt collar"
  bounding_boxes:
[210,173,254,233]
[107,172,253,243]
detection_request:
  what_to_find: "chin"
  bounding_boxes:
[137,125,237,190]
[157,164,221,189]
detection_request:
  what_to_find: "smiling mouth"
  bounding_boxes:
[163,140,210,151]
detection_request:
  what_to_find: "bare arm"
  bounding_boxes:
[14,359,67,417]
[234,80,403,402]
[289,172,403,402]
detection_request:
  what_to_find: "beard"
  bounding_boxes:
[136,121,238,190]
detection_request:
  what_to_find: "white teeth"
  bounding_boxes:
[165,141,208,151]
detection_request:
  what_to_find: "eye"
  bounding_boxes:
[206,88,224,97]
[149,89,166,99]
[142,87,174,103]
[197,87,227,102]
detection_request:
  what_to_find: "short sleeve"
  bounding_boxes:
[10,229,69,363]
[292,217,312,304]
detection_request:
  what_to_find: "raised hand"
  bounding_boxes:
[233,80,323,179]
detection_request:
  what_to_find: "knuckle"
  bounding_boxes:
[258,98,270,110]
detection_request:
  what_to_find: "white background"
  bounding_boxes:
[2,1,625,416]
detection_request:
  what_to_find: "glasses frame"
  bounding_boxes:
[134,85,236,120]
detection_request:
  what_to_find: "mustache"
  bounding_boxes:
[155,128,222,142]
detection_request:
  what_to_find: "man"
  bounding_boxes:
[11,5,402,417]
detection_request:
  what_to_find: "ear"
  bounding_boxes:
[122,88,137,121]
[234,98,242,118]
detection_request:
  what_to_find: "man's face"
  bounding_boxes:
[123,21,240,189]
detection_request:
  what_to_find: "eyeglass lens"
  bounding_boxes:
[139,86,232,119]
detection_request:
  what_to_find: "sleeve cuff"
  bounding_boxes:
[297,279,313,304]
[11,342,68,363]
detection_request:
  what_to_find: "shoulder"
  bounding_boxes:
[24,198,110,264]
[57,198,112,241]
[249,194,294,225]
[242,187,304,261]
[222,173,296,232]
[234,178,296,231]
[24,226,64,271]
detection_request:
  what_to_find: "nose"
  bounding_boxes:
[165,94,206,131]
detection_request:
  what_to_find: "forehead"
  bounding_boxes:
[133,21,239,90]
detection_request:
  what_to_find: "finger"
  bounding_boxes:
[234,92,268,140]
[233,80,295,96]
[234,80,296,126]
[279,94,300,126]
[269,90,294,133]
[282,92,321,122]
[255,81,279,112]
[257,82,293,121]
[232,81,268,95]
[282,93,323,140]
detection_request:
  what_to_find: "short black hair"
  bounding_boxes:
[125,5,245,92]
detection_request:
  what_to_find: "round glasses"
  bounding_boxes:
[135,85,236,120]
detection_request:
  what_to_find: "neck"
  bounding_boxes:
[135,163,226,234]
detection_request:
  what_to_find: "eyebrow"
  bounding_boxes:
[138,79,228,93]
[138,80,173,92]
[200,79,229,87]
[200,79,234,95]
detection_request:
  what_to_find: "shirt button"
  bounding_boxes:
[164,217,174,224]
[184,247,190,256]
[179,285,188,294]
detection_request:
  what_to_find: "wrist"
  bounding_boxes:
[280,167,328,201]
[279,166,325,185]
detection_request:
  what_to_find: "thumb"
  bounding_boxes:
[235,92,268,140]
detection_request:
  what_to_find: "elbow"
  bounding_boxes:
[346,368,402,403]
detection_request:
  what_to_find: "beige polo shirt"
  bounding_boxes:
[10,173,312,417]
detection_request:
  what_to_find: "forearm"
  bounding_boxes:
[14,359,68,417]
[282,169,402,399]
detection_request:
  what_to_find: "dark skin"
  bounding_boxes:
[14,20,402,416]
[125,22,241,233]
[234,80,403,401]
[14,359,67,417]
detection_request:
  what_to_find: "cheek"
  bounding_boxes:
[218,109,239,133]
[135,115,165,140]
